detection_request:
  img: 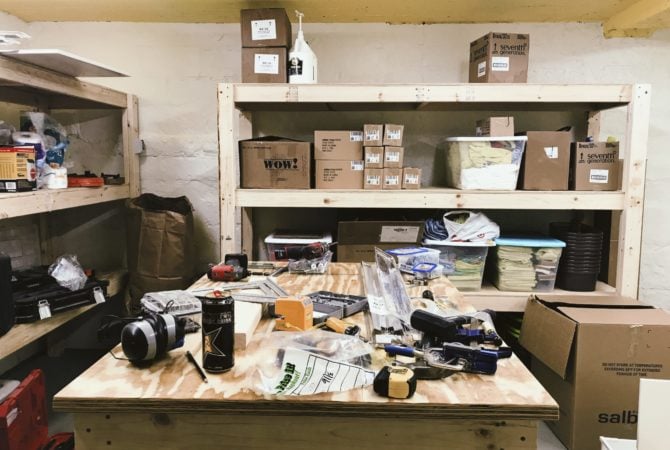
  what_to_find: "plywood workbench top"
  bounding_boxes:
[54,263,558,421]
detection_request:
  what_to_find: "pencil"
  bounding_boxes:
[186,350,208,383]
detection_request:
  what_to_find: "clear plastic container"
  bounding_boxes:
[444,136,527,190]
[264,231,332,261]
[489,236,566,292]
[423,239,494,291]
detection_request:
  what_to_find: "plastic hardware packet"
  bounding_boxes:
[48,254,87,291]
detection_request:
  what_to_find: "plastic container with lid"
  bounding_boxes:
[489,236,566,292]
[444,136,527,190]
[264,231,332,261]
[422,239,495,291]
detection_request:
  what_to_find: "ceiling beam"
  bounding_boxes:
[603,0,670,37]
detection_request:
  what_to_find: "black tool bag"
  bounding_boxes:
[0,253,14,336]
[12,268,108,323]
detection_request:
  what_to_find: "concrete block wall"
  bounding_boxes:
[1,12,669,307]
[0,216,41,269]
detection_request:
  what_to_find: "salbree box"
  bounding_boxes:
[519,295,670,450]
[239,136,311,189]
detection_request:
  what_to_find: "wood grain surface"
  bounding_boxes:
[54,264,558,421]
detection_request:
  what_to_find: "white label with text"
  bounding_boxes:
[251,19,277,40]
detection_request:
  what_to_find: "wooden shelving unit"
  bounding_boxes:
[218,83,650,311]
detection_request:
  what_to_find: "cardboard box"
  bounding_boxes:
[239,137,311,189]
[519,296,670,450]
[364,146,384,168]
[0,146,36,192]
[242,47,287,83]
[383,124,404,146]
[315,160,364,189]
[240,8,292,48]
[364,168,383,190]
[382,167,402,190]
[364,124,384,146]
[314,131,364,160]
[476,116,515,136]
[383,146,404,168]
[571,142,620,191]
[402,167,422,189]
[469,32,529,83]
[519,131,571,190]
[337,220,425,262]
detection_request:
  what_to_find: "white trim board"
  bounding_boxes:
[0,49,127,77]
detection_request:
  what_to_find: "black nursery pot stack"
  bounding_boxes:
[550,222,604,292]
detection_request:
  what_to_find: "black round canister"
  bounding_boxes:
[201,295,235,373]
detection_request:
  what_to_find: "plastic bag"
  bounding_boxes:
[443,211,499,242]
[20,112,69,167]
[48,255,87,291]
[252,330,375,396]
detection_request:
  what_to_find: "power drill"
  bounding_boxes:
[207,254,249,282]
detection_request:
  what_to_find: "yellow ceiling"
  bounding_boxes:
[2,0,669,37]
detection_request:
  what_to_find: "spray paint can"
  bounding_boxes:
[201,295,235,373]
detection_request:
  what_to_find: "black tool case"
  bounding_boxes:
[12,268,108,323]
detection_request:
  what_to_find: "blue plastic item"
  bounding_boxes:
[495,236,566,248]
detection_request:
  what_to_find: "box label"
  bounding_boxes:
[477,61,487,77]
[351,161,364,171]
[385,151,400,162]
[350,132,363,142]
[590,169,609,184]
[366,153,380,164]
[263,158,299,170]
[384,175,399,185]
[380,226,421,243]
[251,19,277,40]
[366,175,381,185]
[386,130,401,140]
[491,56,510,71]
[544,146,559,159]
[404,173,419,184]
[254,54,279,74]
[365,130,380,141]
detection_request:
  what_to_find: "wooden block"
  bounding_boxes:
[234,301,262,350]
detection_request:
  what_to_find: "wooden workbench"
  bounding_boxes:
[54,263,557,450]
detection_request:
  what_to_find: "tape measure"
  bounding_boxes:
[373,366,417,399]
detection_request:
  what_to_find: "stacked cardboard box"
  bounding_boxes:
[240,9,291,83]
[469,32,530,83]
[314,131,364,189]
[363,124,421,190]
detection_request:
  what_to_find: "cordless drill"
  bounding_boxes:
[207,254,249,282]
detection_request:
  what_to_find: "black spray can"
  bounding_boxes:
[200,295,235,373]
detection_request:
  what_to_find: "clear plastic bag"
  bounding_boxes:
[48,255,87,291]
[443,210,499,242]
[21,112,69,167]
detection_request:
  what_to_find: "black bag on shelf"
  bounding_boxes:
[11,267,108,323]
[0,252,14,336]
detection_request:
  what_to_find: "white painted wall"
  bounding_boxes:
[1,13,669,307]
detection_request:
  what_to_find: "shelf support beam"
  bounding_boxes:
[603,0,670,37]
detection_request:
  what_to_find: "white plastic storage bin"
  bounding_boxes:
[490,236,565,291]
[264,231,332,261]
[385,247,441,273]
[444,136,527,190]
[423,239,494,291]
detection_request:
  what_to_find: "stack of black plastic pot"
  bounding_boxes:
[550,222,604,291]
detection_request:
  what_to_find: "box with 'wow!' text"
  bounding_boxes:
[239,136,311,189]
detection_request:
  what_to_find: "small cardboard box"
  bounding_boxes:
[241,47,287,83]
[364,124,384,147]
[314,131,364,160]
[382,167,402,190]
[240,8,292,48]
[571,142,620,191]
[383,124,404,146]
[519,131,571,190]
[519,296,670,450]
[402,167,422,189]
[315,160,364,189]
[383,146,404,168]
[469,32,529,83]
[0,146,36,192]
[239,136,311,189]
[364,168,383,190]
[476,116,515,137]
[364,146,384,168]
[337,220,425,262]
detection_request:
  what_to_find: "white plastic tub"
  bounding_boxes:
[444,136,527,190]
[423,239,494,291]
[264,231,332,261]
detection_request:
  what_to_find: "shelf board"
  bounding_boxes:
[236,188,625,210]
[0,185,130,219]
[464,281,617,312]
[228,83,634,112]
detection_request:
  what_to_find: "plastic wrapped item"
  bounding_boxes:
[0,121,14,145]
[48,255,87,291]
[287,250,333,274]
[20,112,69,167]
[140,290,201,316]
[253,330,375,396]
[442,211,499,242]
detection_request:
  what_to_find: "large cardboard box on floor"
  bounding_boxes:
[469,32,529,83]
[315,160,364,189]
[240,136,311,189]
[519,295,670,450]
[337,220,424,262]
[571,141,620,191]
[519,131,571,190]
